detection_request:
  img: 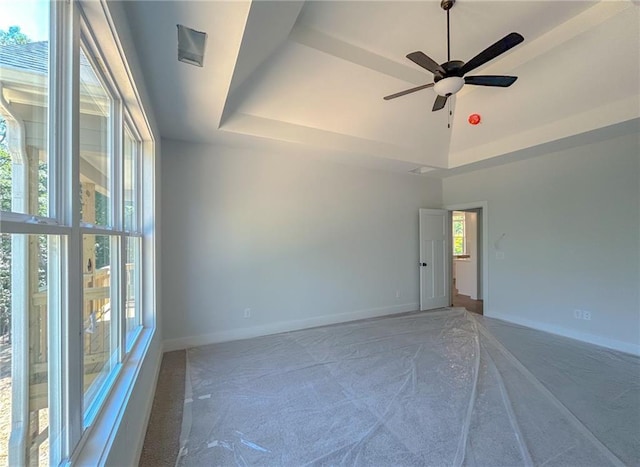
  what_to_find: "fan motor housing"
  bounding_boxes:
[434,60,465,82]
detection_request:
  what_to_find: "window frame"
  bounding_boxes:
[78,23,124,426]
[452,211,467,257]
[122,116,144,351]
[71,1,157,462]
[0,0,157,464]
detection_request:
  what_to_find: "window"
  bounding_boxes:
[78,41,121,419]
[453,211,466,256]
[123,128,138,233]
[123,127,142,348]
[82,234,118,416]
[0,1,155,464]
[79,46,113,228]
[125,236,141,348]
[0,3,50,219]
[0,234,57,466]
[1,3,56,464]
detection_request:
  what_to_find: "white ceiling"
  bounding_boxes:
[123,0,640,175]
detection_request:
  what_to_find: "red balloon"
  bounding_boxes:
[468,113,481,125]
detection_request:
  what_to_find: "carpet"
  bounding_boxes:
[139,350,186,467]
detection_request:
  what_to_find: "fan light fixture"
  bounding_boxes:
[434,77,464,97]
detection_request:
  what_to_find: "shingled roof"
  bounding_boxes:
[0,41,100,88]
[0,41,48,74]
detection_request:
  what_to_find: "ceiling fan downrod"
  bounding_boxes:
[442,0,454,62]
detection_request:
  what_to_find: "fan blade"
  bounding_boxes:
[432,94,448,111]
[459,32,524,76]
[407,51,446,76]
[383,83,434,100]
[464,75,518,87]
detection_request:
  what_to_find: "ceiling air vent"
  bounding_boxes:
[177,24,207,67]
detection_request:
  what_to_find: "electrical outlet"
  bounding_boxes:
[243,308,251,319]
[395,290,401,299]
[573,309,583,320]
[582,311,591,321]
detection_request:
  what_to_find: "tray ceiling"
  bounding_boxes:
[123,0,639,174]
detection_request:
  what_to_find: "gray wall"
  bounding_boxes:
[443,131,640,354]
[161,139,442,349]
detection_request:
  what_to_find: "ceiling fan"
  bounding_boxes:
[384,0,524,111]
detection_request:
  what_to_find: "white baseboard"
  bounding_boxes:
[486,310,640,357]
[163,303,420,352]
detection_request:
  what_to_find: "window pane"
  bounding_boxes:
[123,130,137,232]
[0,2,50,217]
[453,220,464,236]
[79,48,111,227]
[125,236,141,348]
[0,233,53,466]
[453,236,465,255]
[452,212,466,255]
[82,234,117,414]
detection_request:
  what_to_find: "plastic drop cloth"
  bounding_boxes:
[176,309,639,466]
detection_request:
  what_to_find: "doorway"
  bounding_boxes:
[447,203,487,315]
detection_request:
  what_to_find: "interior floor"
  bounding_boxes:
[452,279,483,314]
[155,309,638,466]
[140,350,186,467]
[452,292,483,315]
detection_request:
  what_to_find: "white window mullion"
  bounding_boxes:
[127,119,143,235]
[135,234,143,333]
[121,234,128,356]
[0,217,70,236]
[49,2,61,224]
[113,100,125,361]
[141,140,155,330]
[47,1,73,464]
[65,1,84,458]
[109,235,122,363]
[136,139,142,235]
[113,96,122,231]
[47,234,64,466]
[78,225,118,237]
[7,235,28,466]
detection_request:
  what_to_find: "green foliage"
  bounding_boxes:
[452,214,466,255]
[453,237,465,256]
[0,25,30,46]
[0,117,6,144]
[453,220,464,236]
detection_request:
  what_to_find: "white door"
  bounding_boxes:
[419,209,450,310]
